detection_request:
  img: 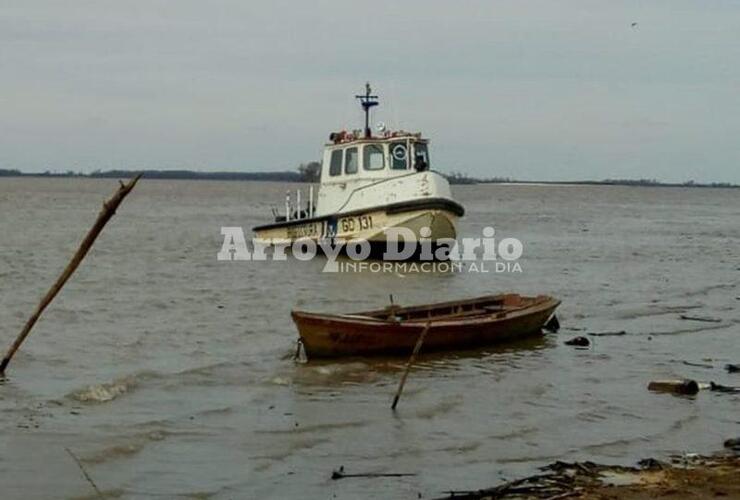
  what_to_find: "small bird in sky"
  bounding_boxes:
[631,21,638,28]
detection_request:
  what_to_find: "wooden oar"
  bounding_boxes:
[0,175,142,375]
[391,321,431,410]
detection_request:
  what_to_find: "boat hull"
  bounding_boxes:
[253,198,462,248]
[292,295,560,358]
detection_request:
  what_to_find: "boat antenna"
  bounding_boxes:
[355,82,379,138]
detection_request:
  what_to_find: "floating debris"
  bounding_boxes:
[564,336,590,347]
[647,379,739,395]
[647,379,699,395]
[726,363,740,373]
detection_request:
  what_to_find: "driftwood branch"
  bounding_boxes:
[0,175,142,375]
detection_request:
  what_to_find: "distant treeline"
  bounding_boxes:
[0,168,305,182]
[445,172,738,188]
[1,168,737,188]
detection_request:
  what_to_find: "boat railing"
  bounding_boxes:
[282,185,315,222]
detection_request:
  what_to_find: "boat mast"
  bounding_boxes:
[355,82,378,139]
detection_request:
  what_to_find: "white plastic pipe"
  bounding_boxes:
[308,185,314,217]
[296,189,301,219]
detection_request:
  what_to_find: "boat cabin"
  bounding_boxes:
[321,132,431,184]
[312,130,437,216]
[258,83,458,224]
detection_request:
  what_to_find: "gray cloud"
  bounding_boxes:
[1,0,739,182]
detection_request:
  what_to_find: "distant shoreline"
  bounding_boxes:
[473,179,740,188]
[1,169,737,188]
[445,172,739,188]
[0,169,305,183]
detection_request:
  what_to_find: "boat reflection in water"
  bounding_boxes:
[288,333,552,389]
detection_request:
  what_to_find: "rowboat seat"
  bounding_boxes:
[483,305,505,312]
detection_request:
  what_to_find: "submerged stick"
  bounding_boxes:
[682,360,713,369]
[331,466,416,480]
[588,330,627,337]
[679,315,721,323]
[0,175,142,375]
[391,321,431,410]
[65,447,103,498]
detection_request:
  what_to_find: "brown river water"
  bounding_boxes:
[0,178,738,499]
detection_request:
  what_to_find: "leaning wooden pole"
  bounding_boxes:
[391,321,431,410]
[0,175,142,375]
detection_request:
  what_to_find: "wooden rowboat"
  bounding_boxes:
[292,293,560,358]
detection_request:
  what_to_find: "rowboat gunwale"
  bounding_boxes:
[292,294,560,329]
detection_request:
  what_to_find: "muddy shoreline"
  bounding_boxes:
[435,451,740,499]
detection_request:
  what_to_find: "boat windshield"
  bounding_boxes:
[390,141,408,170]
[413,142,430,171]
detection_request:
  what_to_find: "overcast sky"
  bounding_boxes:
[2,1,739,182]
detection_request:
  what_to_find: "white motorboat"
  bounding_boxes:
[253,84,464,253]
